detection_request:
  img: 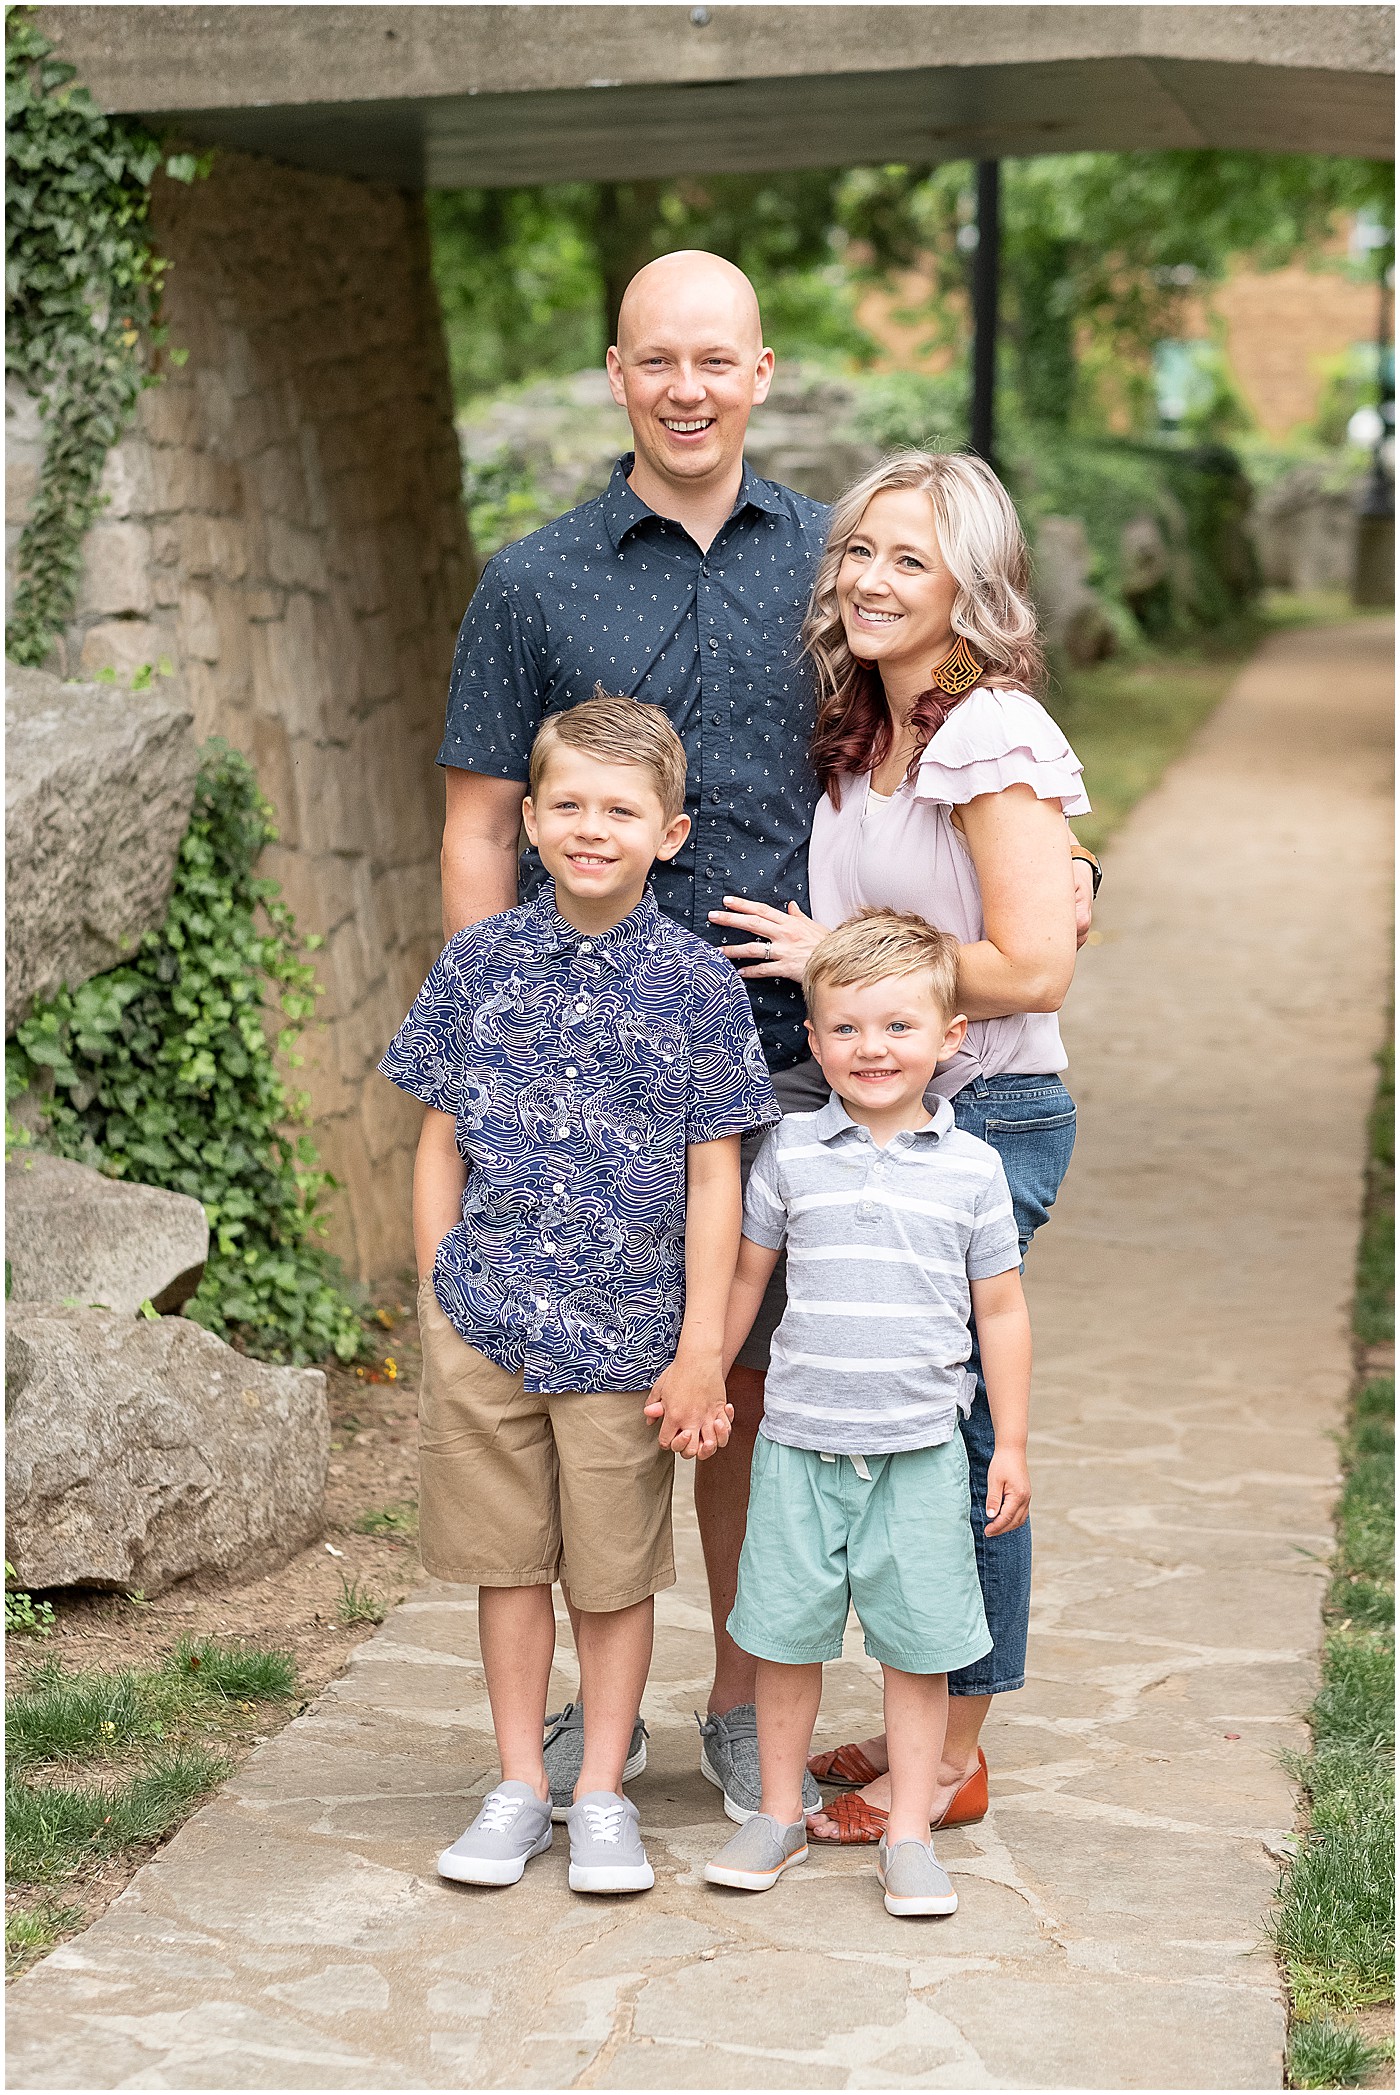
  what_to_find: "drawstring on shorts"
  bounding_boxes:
[819,1450,873,1481]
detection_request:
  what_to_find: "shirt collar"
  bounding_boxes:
[522,878,661,962]
[811,1091,957,1145]
[601,453,787,551]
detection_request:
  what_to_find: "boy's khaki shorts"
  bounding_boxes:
[416,1279,676,1612]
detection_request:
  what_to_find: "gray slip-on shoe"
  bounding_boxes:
[704,1811,808,1891]
[565,1790,654,1894]
[543,1701,649,1821]
[877,1836,958,1917]
[437,1780,553,1887]
[697,1703,821,1824]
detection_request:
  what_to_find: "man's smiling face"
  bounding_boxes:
[607,252,773,494]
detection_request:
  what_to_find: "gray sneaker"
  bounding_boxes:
[565,1790,654,1894]
[543,1701,649,1822]
[704,1812,808,1891]
[877,1836,958,1917]
[697,1704,821,1824]
[437,1780,552,1887]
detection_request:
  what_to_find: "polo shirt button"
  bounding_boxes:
[857,1203,877,1220]
[710,788,723,804]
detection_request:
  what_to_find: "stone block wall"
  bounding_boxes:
[7,150,476,1279]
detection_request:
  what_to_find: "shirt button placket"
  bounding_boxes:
[697,565,730,931]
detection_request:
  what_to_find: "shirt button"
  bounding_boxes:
[711,712,723,727]
[565,1066,578,1078]
[708,636,718,650]
[710,788,723,805]
[579,941,593,953]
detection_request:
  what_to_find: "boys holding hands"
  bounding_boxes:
[704,910,1032,1917]
[385,693,1033,1920]
[380,693,777,1894]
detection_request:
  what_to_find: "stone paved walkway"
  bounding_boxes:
[8,620,1393,2092]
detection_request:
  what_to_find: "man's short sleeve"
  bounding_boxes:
[378,933,480,1118]
[438,554,545,780]
[967,1151,1021,1279]
[741,1129,788,1251]
[685,959,781,1146]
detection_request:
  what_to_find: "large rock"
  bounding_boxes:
[5,663,198,1031]
[1251,463,1361,592]
[6,1150,208,1314]
[1031,515,1118,665]
[5,1308,328,1593]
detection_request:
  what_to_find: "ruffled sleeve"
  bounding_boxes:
[913,688,1090,816]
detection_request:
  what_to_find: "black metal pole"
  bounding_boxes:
[969,159,1001,468]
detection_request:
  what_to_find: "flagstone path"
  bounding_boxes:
[7,618,1393,2091]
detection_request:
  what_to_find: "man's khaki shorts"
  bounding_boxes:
[416,1280,676,1612]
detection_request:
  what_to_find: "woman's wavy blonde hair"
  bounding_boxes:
[804,449,1044,803]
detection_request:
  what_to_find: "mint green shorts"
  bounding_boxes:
[727,1434,994,1676]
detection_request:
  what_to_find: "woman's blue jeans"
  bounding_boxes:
[947,1072,1077,1696]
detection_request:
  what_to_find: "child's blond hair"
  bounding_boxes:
[803,908,960,1019]
[528,688,687,822]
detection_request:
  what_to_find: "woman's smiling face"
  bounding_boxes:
[835,487,959,684]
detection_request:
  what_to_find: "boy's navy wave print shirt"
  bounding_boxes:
[379,882,780,1393]
[439,455,830,1071]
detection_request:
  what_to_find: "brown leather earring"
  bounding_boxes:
[928,633,983,696]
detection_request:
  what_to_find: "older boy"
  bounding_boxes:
[381,694,777,1895]
[702,911,1031,1918]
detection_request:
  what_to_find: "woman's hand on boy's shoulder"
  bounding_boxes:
[644,1356,734,1461]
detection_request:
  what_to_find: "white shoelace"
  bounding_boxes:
[581,1802,627,1845]
[479,1791,523,1833]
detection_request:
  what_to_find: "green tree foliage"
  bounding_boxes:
[429,168,874,405]
[840,151,1393,431]
[9,745,364,1366]
[4,6,205,665]
[430,149,1390,433]
[428,183,607,400]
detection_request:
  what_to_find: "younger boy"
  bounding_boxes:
[380,693,777,1896]
[703,909,1031,1918]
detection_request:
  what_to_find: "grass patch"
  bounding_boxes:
[1277,1042,1395,2080]
[335,1575,386,1627]
[1354,1042,1394,1349]
[167,1637,296,1702]
[5,1659,184,1771]
[5,1635,299,1971]
[352,1501,419,1540]
[6,1750,230,1884]
[1289,2015,1390,2090]
[5,1898,83,1979]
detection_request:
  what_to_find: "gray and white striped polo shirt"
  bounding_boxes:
[742,1092,1021,1454]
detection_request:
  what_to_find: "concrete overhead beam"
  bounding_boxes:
[36,4,1395,184]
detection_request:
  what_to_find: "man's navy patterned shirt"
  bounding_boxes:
[379,882,780,1393]
[440,455,830,1070]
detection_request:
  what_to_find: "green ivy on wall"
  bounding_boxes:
[9,745,365,1366]
[4,6,205,667]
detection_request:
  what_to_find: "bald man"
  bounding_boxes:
[438,249,829,1823]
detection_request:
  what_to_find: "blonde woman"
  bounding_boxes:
[710,450,1093,1843]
